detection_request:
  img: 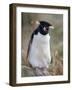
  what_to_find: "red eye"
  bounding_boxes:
[46,27,48,30]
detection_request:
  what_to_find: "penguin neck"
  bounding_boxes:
[38,32,50,38]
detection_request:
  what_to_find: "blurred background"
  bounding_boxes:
[21,13,63,77]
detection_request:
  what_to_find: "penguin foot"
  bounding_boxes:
[34,68,50,76]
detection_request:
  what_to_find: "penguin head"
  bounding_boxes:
[38,21,54,35]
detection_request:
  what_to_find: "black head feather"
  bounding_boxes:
[38,21,52,35]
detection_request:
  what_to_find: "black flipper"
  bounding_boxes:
[26,33,34,60]
[26,29,38,60]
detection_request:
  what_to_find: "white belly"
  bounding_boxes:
[29,33,51,68]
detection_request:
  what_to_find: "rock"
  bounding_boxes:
[21,65,35,77]
[21,65,51,77]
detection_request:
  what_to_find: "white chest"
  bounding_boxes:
[29,32,51,68]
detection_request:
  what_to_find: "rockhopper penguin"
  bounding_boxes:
[27,21,54,76]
